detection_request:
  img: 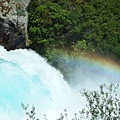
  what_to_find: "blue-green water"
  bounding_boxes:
[0,46,120,120]
[0,46,83,120]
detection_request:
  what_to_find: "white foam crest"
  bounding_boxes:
[0,46,120,120]
[0,46,85,120]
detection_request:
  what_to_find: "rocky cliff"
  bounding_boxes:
[0,0,31,50]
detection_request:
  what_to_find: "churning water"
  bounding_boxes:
[0,46,120,120]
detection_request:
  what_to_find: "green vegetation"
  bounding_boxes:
[79,84,120,119]
[22,1,120,119]
[22,84,120,120]
[28,0,120,62]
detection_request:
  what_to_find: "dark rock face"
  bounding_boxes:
[0,0,31,51]
[0,17,26,51]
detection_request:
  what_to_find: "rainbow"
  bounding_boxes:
[54,50,120,87]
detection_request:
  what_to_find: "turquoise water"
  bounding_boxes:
[0,46,120,120]
[0,46,83,120]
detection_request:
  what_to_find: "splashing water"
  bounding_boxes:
[64,56,120,90]
[0,46,120,120]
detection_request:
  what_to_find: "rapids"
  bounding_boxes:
[0,46,120,120]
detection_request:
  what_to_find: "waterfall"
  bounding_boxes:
[0,1,120,119]
[0,46,85,120]
[0,46,120,120]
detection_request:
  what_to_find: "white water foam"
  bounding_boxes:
[0,46,120,120]
[0,46,86,120]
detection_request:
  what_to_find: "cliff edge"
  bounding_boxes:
[0,0,31,50]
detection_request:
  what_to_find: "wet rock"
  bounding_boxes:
[0,17,26,50]
[0,0,31,50]
[5,35,26,51]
